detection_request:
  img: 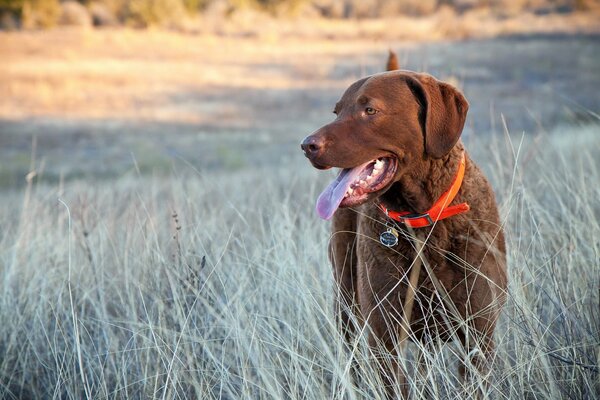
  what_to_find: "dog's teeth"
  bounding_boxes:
[366,176,374,183]
[359,179,366,186]
[347,188,354,195]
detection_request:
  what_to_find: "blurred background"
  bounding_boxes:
[0,0,599,186]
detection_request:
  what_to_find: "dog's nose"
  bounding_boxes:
[301,135,324,158]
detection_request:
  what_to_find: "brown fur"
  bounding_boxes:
[301,53,507,396]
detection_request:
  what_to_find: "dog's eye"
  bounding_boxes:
[365,107,377,115]
[333,110,338,115]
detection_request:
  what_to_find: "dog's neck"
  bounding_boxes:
[380,145,465,215]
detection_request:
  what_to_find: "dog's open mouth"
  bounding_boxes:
[316,157,397,220]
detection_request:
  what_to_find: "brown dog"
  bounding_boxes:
[301,56,507,395]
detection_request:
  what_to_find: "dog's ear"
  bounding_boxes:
[405,74,469,158]
[386,50,399,71]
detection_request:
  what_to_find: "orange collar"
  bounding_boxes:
[378,152,470,228]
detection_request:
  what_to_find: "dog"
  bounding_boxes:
[301,53,507,396]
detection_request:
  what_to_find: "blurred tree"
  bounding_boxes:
[59,0,92,25]
[379,0,439,16]
[88,0,118,25]
[255,0,307,14]
[122,0,186,26]
[574,0,598,10]
[180,0,211,13]
[0,0,23,10]
[22,0,60,27]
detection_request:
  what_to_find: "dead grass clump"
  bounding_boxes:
[59,0,92,26]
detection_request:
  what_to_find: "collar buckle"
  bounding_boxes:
[400,213,434,227]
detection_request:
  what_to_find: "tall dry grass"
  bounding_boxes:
[0,125,598,399]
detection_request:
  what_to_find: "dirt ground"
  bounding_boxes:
[0,27,599,186]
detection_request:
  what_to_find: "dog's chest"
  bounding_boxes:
[355,214,449,272]
[354,213,459,321]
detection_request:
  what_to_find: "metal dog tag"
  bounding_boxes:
[380,228,399,247]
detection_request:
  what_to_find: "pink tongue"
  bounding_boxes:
[316,161,370,220]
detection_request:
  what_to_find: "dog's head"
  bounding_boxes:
[301,70,469,219]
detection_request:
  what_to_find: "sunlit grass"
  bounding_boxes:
[0,125,598,399]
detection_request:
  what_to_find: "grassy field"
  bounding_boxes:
[0,126,598,399]
[0,28,599,399]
